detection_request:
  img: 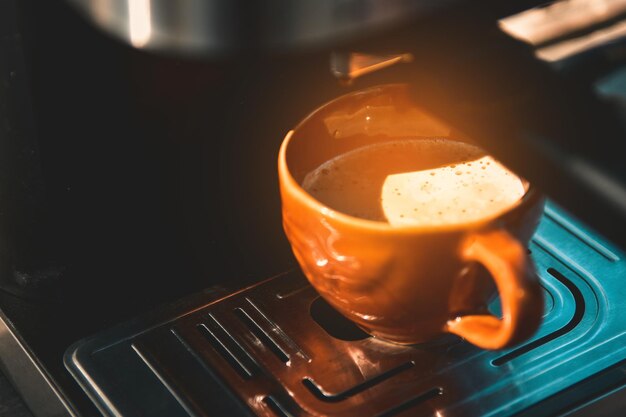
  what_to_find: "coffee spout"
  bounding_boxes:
[330,52,413,84]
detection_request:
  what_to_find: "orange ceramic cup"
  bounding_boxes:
[278,84,544,349]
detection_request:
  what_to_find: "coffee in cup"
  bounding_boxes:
[302,138,525,227]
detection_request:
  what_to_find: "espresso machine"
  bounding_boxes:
[1,0,626,416]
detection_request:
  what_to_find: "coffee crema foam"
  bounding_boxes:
[302,138,525,227]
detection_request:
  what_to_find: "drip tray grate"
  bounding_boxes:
[65,202,626,417]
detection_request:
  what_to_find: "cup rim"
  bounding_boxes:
[279,84,540,235]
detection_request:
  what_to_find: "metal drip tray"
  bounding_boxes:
[65,202,626,417]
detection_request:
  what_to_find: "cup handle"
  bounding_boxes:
[446,229,543,350]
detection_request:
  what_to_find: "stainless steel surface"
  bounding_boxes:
[0,313,74,417]
[0,370,34,417]
[65,202,626,416]
[500,0,626,47]
[64,0,456,56]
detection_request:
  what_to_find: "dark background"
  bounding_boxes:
[0,1,354,414]
[1,0,351,328]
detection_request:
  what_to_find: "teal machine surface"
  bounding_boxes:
[65,202,626,417]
